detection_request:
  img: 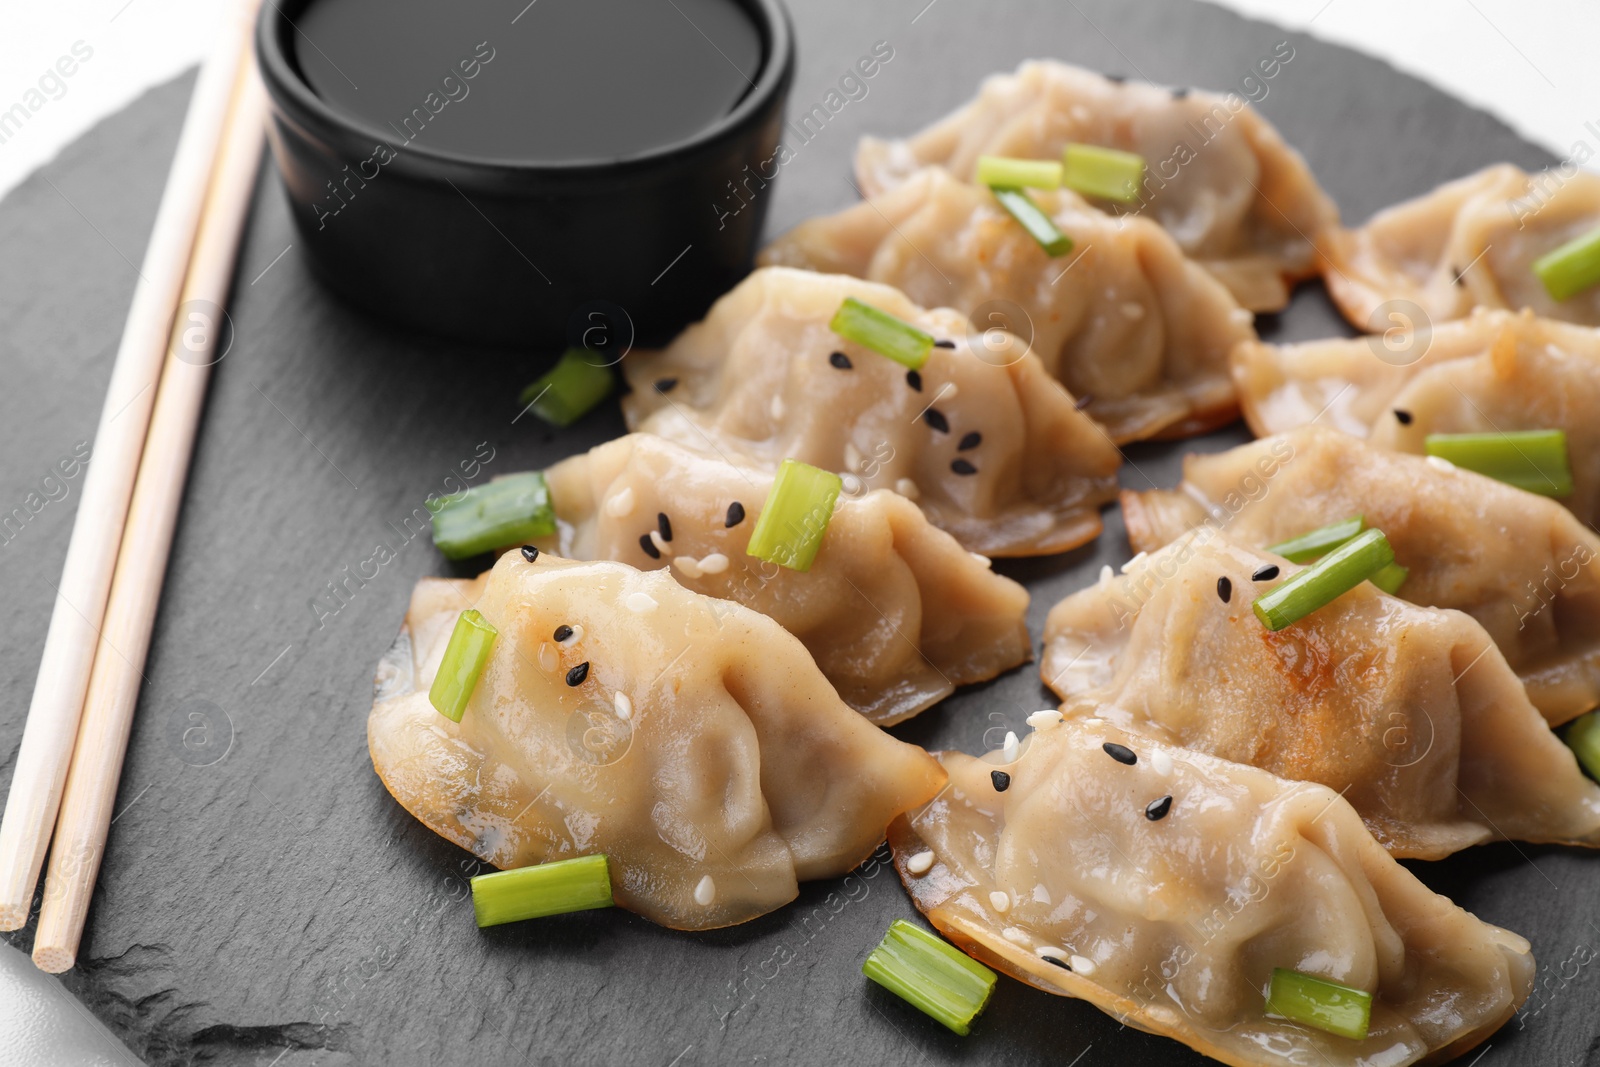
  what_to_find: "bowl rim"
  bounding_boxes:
[255,0,795,180]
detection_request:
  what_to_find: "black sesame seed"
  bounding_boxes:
[654,377,678,394]
[1102,742,1137,766]
[565,662,590,687]
[829,351,853,370]
[553,624,573,642]
[923,408,950,433]
[933,339,957,349]
[1394,409,1414,425]
[1171,86,1190,99]
[958,431,982,451]
[1252,564,1280,582]
[906,369,923,391]
[991,770,1011,792]
[1043,955,1072,970]
[519,545,540,563]
[639,533,661,559]
[951,458,978,476]
[1145,795,1173,821]
[658,512,673,542]
[1217,576,1232,604]
[725,501,745,527]
[1074,393,1094,411]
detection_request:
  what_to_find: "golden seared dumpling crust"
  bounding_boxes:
[368,553,945,931]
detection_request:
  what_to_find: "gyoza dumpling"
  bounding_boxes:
[855,60,1339,312]
[1120,426,1600,723]
[620,268,1122,557]
[1324,164,1600,329]
[368,552,945,930]
[890,719,1532,1066]
[1039,531,1600,858]
[760,167,1255,443]
[538,432,1031,725]
[1233,308,1600,525]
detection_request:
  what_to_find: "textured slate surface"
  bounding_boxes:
[0,0,1590,1064]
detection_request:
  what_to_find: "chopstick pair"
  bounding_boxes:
[0,0,266,971]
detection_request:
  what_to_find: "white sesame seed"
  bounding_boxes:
[613,692,633,720]
[694,875,716,906]
[1151,749,1173,776]
[895,478,921,500]
[626,592,658,614]
[906,850,935,875]
[1099,564,1113,584]
[673,556,704,580]
[1070,955,1096,975]
[1026,710,1063,730]
[697,553,729,574]
[769,395,785,421]
[1036,946,1070,964]
[558,624,583,646]
[603,486,636,518]
[1002,927,1031,945]
[1426,455,1455,473]
[538,642,558,673]
[1121,301,1145,320]
[969,551,992,569]
[1001,731,1020,763]
[649,530,672,557]
[941,383,959,399]
[1032,884,1052,905]
[989,890,1011,913]
[844,443,863,472]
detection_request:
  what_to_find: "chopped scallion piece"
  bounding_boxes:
[1369,561,1409,595]
[1265,516,1365,564]
[1566,710,1600,781]
[518,349,614,428]
[862,919,996,1036]
[1253,528,1395,631]
[1424,430,1573,496]
[428,609,498,723]
[1532,225,1600,301]
[976,154,1063,190]
[428,472,556,560]
[829,297,935,370]
[1264,968,1372,1040]
[991,187,1074,257]
[746,459,842,572]
[471,854,614,927]
[1061,143,1146,203]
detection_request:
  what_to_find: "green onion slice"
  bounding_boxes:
[1061,143,1146,204]
[1264,968,1373,1040]
[829,297,935,370]
[1253,528,1395,632]
[1566,710,1600,781]
[746,459,842,572]
[976,154,1063,190]
[471,854,614,927]
[518,348,614,428]
[990,187,1074,257]
[1532,224,1600,301]
[429,609,498,723]
[1369,561,1409,596]
[1266,516,1366,564]
[428,472,557,560]
[862,919,996,1036]
[1424,430,1573,497]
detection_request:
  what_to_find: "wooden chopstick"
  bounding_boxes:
[29,50,270,974]
[0,0,264,932]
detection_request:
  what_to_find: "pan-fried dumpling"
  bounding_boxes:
[538,433,1031,725]
[1233,308,1600,525]
[889,719,1533,1067]
[368,552,945,930]
[620,267,1122,557]
[760,167,1255,443]
[1039,531,1600,858]
[1120,426,1600,724]
[1324,164,1600,329]
[855,60,1339,312]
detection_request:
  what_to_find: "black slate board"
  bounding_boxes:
[0,1,1589,1064]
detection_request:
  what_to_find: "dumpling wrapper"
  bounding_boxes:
[889,719,1533,1067]
[1233,307,1600,526]
[368,552,946,930]
[1120,426,1600,724]
[539,433,1031,725]
[854,60,1339,312]
[1323,163,1600,330]
[1040,531,1600,858]
[620,267,1122,557]
[760,167,1255,443]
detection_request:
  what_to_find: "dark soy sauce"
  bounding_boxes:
[295,0,763,164]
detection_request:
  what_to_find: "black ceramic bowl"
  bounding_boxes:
[256,0,794,350]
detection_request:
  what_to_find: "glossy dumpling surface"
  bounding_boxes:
[1040,531,1600,858]
[539,432,1031,725]
[760,168,1255,443]
[620,267,1122,557]
[855,60,1338,312]
[1323,164,1600,329]
[1120,427,1600,724]
[368,552,946,930]
[889,719,1533,1067]
[1233,308,1600,526]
